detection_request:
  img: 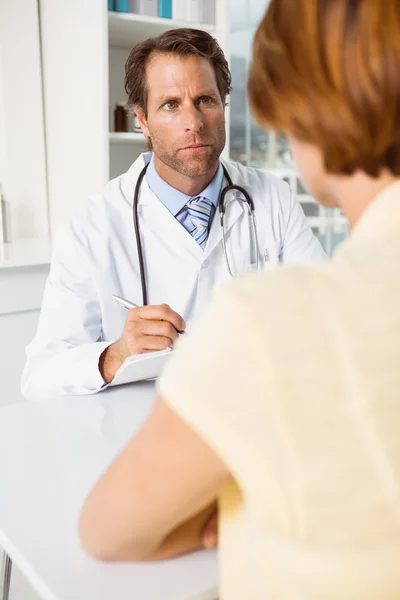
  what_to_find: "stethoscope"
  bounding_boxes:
[133,162,260,306]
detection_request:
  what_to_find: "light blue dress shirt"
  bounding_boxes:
[145,154,224,234]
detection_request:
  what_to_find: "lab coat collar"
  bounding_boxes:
[138,184,205,262]
[128,153,203,261]
[203,158,246,259]
[125,152,152,206]
[204,185,244,259]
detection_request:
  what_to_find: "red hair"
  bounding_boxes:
[248,0,400,177]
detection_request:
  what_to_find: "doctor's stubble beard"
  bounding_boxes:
[148,121,226,179]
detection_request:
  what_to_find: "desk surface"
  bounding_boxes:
[0,382,218,600]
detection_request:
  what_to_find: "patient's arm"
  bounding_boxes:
[79,397,228,562]
[139,501,218,562]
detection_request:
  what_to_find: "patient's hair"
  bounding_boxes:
[248,0,400,178]
[125,28,231,117]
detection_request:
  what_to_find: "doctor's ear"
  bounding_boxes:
[133,106,149,137]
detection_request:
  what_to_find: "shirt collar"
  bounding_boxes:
[197,161,224,208]
[145,153,224,217]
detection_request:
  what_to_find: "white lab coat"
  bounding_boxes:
[22,153,326,400]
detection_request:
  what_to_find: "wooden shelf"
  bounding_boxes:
[108,11,216,48]
[109,132,146,144]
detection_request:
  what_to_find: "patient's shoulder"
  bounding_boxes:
[222,262,335,320]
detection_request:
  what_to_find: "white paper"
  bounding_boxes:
[109,348,173,387]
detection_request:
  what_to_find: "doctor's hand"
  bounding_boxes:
[99,304,185,383]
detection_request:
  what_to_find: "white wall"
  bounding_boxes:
[39,0,109,233]
[0,0,49,240]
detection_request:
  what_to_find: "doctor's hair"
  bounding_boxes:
[248,0,400,178]
[124,28,232,118]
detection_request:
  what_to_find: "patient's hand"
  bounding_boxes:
[201,508,218,548]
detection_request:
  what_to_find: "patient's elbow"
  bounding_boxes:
[79,503,116,561]
[78,501,154,563]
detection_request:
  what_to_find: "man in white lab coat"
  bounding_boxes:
[22,28,326,401]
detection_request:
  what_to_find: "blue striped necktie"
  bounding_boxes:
[187,196,213,249]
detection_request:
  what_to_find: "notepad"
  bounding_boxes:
[109,348,173,387]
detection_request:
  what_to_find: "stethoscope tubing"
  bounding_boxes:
[133,161,258,306]
[132,162,150,306]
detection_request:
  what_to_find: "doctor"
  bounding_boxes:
[22,27,325,401]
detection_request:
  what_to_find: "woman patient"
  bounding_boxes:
[80,0,400,598]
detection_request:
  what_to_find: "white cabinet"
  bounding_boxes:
[0,247,50,405]
[39,0,109,235]
[0,309,41,406]
[0,0,48,241]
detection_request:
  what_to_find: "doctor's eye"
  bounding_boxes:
[199,96,215,106]
[162,101,178,111]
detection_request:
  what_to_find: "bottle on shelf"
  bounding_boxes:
[114,103,128,132]
[186,0,200,22]
[129,0,158,15]
[172,0,215,24]
[172,0,186,20]
[200,0,215,25]
[158,0,172,19]
[115,0,129,12]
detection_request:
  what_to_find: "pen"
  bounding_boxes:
[112,294,138,310]
[112,294,185,334]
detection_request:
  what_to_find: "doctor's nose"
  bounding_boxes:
[182,106,204,134]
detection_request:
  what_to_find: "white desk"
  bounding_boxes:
[0,382,218,600]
